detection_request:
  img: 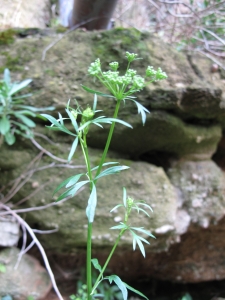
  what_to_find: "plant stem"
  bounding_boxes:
[91,229,126,294]
[79,134,93,299]
[94,99,121,181]
[87,222,93,300]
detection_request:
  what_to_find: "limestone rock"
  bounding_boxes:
[167,160,225,228]
[0,216,20,247]
[0,247,52,300]
[0,0,50,29]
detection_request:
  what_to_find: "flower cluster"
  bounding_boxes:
[87,52,167,101]
[146,66,167,81]
[88,58,101,76]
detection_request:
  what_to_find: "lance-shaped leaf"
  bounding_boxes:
[14,113,36,128]
[12,94,33,100]
[130,226,155,239]
[124,283,148,300]
[53,173,85,195]
[130,100,149,125]
[91,162,118,172]
[123,187,127,207]
[91,258,102,273]
[110,204,124,213]
[9,79,32,96]
[105,275,128,300]
[41,113,76,136]
[5,131,15,145]
[4,69,11,87]
[95,165,129,180]
[16,105,55,111]
[56,180,89,202]
[81,85,115,98]
[66,173,85,188]
[130,230,150,257]
[65,108,79,132]
[0,116,10,134]
[86,183,97,223]
[14,110,36,117]
[68,136,79,162]
[110,222,128,230]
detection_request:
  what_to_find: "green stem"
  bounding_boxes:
[94,99,121,181]
[79,134,93,299]
[91,229,126,294]
[87,222,93,300]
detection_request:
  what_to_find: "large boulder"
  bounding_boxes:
[0,247,52,300]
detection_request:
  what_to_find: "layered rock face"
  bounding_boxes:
[1,28,225,283]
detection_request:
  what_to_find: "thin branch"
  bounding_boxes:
[197,27,225,46]
[0,186,85,216]
[15,180,50,206]
[30,139,69,163]
[34,132,58,145]
[195,49,225,71]
[0,204,64,300]
[32,228,58,234]
[42,16,106,61]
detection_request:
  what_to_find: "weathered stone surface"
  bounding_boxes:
[0,247,52,300]
[167,160,225,228]
[0,216,20,247]
[0,0,51,29]
[0,143,178,252]
[1,28,225,284]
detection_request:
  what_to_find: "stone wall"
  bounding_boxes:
[1,28,225,283]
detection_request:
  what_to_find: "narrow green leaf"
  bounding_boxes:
[136,237,147,257]
[16,105,55,111]
[91,258,102,273]
[86,183,97,223]
[91,162,118,172]
[14,110,36,117]
[56,180,89,202]
[9,79,32,96]
[66,173,84,188]
[99,118,132,128]
[4,131,15,145]
[41,114,60,126]
[4,69,11,87]
[68,137,79,162]
[81,85,115,98]
[106,275,127,300]
[53,175,79,195]
[111,222,128,230]
[124,283,148,300]
[11,120,28,131]
[14,113,36,128]
[132,206,150,217]
[110,204,123,213]
[0,116,10,134]
[123,187,127,207]
[65,108,79,132]
[131,227,155,239]
[95,166,129,180]
[12,93,32,100]
[93,93,98,112]
[131,100,149,125]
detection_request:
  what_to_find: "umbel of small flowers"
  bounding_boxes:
[87,51,167,101]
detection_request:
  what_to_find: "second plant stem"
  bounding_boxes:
[84,99,121,299]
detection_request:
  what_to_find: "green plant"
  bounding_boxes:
[42,51,167,300]
[71,269,123,300]
[0,263,6,273]
[0,69,54,146]
[180,293,192,300]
